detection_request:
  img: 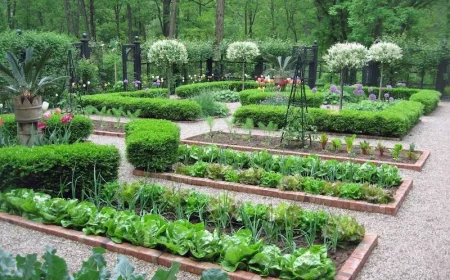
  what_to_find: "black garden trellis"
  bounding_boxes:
[281,44,318,148]
[122,36,142,91]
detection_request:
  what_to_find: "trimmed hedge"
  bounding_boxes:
[119,88,168,98]
[0,143,120,195]
[362,87,419,100]
[125,119,180,171]
[410,90,441,115]
[81,94,201,121]
[2,114,93,143]
[175,81,259,98]
[234,101,424,137]
[239,89,325,108]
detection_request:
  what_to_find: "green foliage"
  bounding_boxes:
[344,134,356,154]
[345,100,398,112]
[0,143,120,195]
[212,90,240,102]
[234,97,426,137]
[119,89,169,98]
[76,58,99,86]
[175,81,259,98]
[191,92,230,117]
[409,90,441,115]
[239,89,324,108]
[81,94,201,121]
[125,119,180,171]
[330,139,342,153]
[392,143,403,159]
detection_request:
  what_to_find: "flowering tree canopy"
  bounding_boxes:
[323,42,368,72]
[147,40,188,67]
[367,42,402,64]
[226,41,260,62]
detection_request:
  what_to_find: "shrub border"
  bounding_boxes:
[181,139,430,172]
[134,170,412,215]
[0,212,378,280]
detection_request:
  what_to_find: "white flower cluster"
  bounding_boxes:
[323,42,368,72]
[368,42,403,64]
[226,41,260,62]
[147,40,188,67]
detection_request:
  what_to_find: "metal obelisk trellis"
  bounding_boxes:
[281,45,317,147]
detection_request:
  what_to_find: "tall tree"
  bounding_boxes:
[169,0,177,38]
[214,0,225,61]
[89,0,96,40]
[79,0,90,36]
[127,1,133,42]
[64,0,72,35]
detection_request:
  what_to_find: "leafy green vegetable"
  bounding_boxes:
[39,198,78,224]
[61,201,98,228]
[200,268,230,280]
[151,262,179,280]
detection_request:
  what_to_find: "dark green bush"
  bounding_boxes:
[234,100,425,137]
[119,89,168,98]
[81,94,201,121]
[0,143,120,195]
[239,89,324,108]
[362,87,419,100]
[409,90,441,115]
[175,81,259,98]
[2,114,93,143]
[125,119,180,171]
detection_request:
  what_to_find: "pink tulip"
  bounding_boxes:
[37,121,46,131]
[43,111,51,120]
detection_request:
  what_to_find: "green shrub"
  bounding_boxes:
[409,90,441,115]
[233,100,424,137]
[125,119,180,171]
[176,81,259,98]
[0,143,120,195]
[239,89,324,108]
[192,93,230,117]
[363,87,419,100]
[119,89,168,98]
[81,94,201,121]
[2,114,93,143]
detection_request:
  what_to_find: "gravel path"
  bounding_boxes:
[2,101,450,279]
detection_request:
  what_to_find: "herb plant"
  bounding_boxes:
[360,141,370,155]
[320,133,328,150]
[344,134,357,154]
[330,139,342,153]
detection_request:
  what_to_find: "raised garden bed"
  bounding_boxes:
[183,132,430,171]
[133,170,412,215]
[0,213,378,280]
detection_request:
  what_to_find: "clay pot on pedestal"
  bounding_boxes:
[13,96,43,146]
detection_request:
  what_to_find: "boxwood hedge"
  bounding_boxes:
[80,94,201,121]
[239,89,325,108]
[0,143,120,195]
[409,90,441,115]
[125,119,180,171]
[175,81,259,98]
[2,114,93,143]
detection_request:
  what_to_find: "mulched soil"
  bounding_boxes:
[187,131,420,164]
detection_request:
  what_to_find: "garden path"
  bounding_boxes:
[2,101,450,279]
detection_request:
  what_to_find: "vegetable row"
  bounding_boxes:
[178,145,403,187]
[174,162,394,204]
[0,188,344,279]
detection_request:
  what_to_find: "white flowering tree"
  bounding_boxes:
[226,41,260,90]
[147,40,188,96]
[323,42,368,110]
[368,42,403,99]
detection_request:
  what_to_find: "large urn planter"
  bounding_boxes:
[13,96,43,146]
[273,74,284,84]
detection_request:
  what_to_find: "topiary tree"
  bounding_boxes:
[368,42,403,99]
[226,41,260,90]
[147,40,188,96]
[323,42,368,111]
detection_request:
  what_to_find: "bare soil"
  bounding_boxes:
[93,120,125,133]
[187,131,420,164]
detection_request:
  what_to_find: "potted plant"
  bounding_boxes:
[0,48,65,146]
[264,55,295,85]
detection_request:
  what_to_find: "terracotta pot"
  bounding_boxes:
[273,74,284,85]
[13,96,43,146]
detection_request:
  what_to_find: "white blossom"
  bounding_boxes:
[226,41,260,62]
[147,40,188,67]
[323,42,368,72]
[368,42,403,64]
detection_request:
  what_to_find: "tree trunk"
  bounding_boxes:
[127,2,133,42]
[214,0,225,61]
[64,0,72,35]
[169,0,177,38]
[378,64,384,100]
[79,0,90,37]
[162,0,171,37]
[6,0,12,29]
[73,0,80,37]
[114,3,121,38]
[339,69,344,111]
[242,62,246,91]
[167,64,172,97]
[89,0,96,41]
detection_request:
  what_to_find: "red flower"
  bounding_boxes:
[279,80,289,86]
[37,121,46,131]
[60,114,74,125]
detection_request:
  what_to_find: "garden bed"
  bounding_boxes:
[0,213,378,280]
[133,170,412,215]
[183,132,430,171]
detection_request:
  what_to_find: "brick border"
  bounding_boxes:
[181,139,430,172]
[0,212,378,280]
[135,170,413,215]
[93,130,126,138]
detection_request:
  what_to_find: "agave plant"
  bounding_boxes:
[263,55,295,81]
[0,47,65,101]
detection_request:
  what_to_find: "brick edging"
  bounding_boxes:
[135,170,413,215]
[0,212,378,280]
[181,139,430,172]
[93,130,126,138]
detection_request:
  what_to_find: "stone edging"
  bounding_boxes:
[0,212,378,280]
[181,139,430,172]
[134,170,413,215]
